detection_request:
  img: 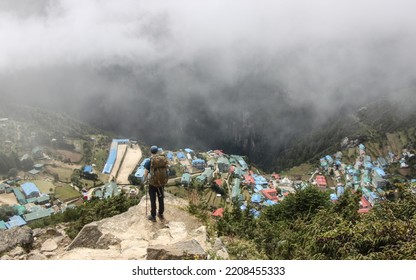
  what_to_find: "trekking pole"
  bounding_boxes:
[145,183,148,217]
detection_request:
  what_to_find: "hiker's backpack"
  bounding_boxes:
[149,154,169,187]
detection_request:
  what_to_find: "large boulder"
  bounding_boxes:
[0,226,33,255]
[66,223,103,250]
[146,239,206,260]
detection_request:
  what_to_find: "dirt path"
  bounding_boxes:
[109,144,128,181]
[0,193,18,206]
[116,144,142,185]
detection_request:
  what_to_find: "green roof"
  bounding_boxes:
[23,208,54,222]
[12,187,27,204]
[28,169,41,175]
[13,205,27,215]
[217,157,230,165]
[0,220,7,230]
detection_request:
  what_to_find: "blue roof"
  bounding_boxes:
[373,167,386,177]
[253,174,268,185]
[369,192,379,199]
[5,215,27,229]
[192,159,205,164]
[134,166,146,178]
[166,152,174,160]
[330,193,338,200]
[251,193,262,203]
[113,139,129,143]
[83,165,93,173]
[184,148,193,153]
[359,144,365,150]
[21,182,40,196]
[102,142,118,174]
[254,185,263,192]
[325,155,334,161]
[364,162,373,169]
[177,152,186,159]
[250,209,261,218]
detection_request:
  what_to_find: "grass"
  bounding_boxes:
[45,166,73,182]
[54,183,82,202]
[204,189,225,208]
[93,148,109,171]
[282,163,314,177]
[24,180,56,194]
[166,185,188,199]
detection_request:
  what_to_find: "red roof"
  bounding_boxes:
[244,174,255,184]
[316,175,327,186]
[261,189,278,202]
[214,150,224,155]
[212,208,224,217]
[229,165,235,173]
[360,196,371,209]
[214,179,223,187]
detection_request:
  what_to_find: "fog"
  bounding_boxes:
[1,0,416,169]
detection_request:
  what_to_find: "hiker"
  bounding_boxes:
[144,145,169,222]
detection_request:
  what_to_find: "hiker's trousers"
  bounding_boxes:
[149,185,164,217]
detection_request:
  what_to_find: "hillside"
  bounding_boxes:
[274,99,416,172]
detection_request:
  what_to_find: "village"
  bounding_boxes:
[1,130,416,230]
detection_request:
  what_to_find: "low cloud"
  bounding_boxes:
[1,0,416,169]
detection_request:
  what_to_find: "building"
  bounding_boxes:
[325,155,334,165]
[231,178,243,202]
[244,174,255,186]
[251,193,263,203]
[32,147,44,159]
[336,184,345,197]
[177,152,186,161]
[23,208,54,223]
[207,159,216,168]
[103,182,120,199]
[21,182,41,199]
[83,165,98,180]
[12,187,27,204]
[5,215,27,229]
[261,189,278,202]
[315,175,327,188]
[181,172,191,186]
[372,167,387,189]
[0,220,7,230]
[0,184,6,194]
[212,208,224,218]
[202,168,214,182]
[166,152,174,161]
[192,159,206,170]
[217,157,230,173]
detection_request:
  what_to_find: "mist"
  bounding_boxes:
[1,0,416,170]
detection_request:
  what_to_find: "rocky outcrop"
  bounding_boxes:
[54,193,216,260]
[147,239,206,260]
[0,226,33,255]
[1,193,228,260]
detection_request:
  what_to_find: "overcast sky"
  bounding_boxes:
[1,0,416,167]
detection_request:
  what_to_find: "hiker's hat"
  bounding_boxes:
[150,145,158,154]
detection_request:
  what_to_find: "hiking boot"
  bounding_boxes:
[157,214,165,221]
[147,215,156,222]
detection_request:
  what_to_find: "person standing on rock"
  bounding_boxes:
[144,145,169,222]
